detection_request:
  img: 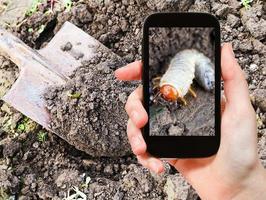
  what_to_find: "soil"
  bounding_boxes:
[0,0,265,199]
[149,27,215,136]
[44,46,135,157]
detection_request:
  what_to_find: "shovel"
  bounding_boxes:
[0,21,119,134]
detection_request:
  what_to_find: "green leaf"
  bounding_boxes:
[67,91,81,99]
[37,131,47,143]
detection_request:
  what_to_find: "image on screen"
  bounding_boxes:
[149,27,215,136]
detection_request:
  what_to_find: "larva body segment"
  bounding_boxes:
[159,49,214,101]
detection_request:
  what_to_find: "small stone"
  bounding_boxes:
[61,42,72,51]
[168,124,184,136]
[212,3,230,18]
[121,19,128,32]
[249,64,258,72]
[3,141,21,158]
[252,89,266,112]
[55,169,81,189]
[227,14,240,28]
[262,67,266,75]
[32,142,39,149]
[240,3,266,40]
[164,174,190,200]
[104,165,113,175]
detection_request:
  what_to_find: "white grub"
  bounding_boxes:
[159,49,215,98]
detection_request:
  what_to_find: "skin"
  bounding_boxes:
[115,43,266,200]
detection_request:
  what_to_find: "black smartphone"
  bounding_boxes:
[142,13,221,158]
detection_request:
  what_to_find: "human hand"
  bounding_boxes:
[115,43,266,200]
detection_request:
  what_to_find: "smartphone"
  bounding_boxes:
[142,13,221,158]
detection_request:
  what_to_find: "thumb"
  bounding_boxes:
[221,43,250,111]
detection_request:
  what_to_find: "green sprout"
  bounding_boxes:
[16,117,37,133]
[64,0,73,12]
[28,28,33,33]
[67,91,81,99]
[17,124,26,132]
[25,0,43,16]
[241,0,253,9]
[37,131,47,143]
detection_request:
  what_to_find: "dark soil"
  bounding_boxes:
[44,47,135,157]
[0,0,265,199]
[149,27,215,136]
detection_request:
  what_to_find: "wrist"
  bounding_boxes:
[230,163,266,200]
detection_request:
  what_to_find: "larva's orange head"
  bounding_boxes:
[160,85,180,101]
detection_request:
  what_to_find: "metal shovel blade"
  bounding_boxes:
[0,21,115,131]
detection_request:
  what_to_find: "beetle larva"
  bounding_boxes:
[153,49,214,105]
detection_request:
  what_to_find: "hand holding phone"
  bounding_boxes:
[115,43,266,200]
[142,13,221,158]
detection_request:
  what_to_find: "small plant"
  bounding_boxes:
[16,117,37,133]
[28,28,34,33]
[241,0,253,9]
[37,131,47,142]
[25,0,43,16]
[64,0,73,12]
[67,91,81,99]
[17,123,26,132]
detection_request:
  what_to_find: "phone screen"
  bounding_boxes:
[149,27,216,136]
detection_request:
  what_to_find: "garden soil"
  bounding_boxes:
[0,0,265,199]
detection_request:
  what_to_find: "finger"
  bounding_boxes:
[137,153,165,174]
[125,86,148,128]
[115,61,142,81]
[127,119,146,155]
[221,43,250,110]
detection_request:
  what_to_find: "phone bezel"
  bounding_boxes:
[142,12,221,158]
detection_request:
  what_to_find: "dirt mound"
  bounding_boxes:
[45,48,135,157]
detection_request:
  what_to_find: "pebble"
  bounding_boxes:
[60,42,72,51]
[249,64,258,72]
[252,89,266,112]
[32,142,39,148]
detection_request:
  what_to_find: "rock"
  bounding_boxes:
[240,3,266,40]
[164,174,190,200]
[189,0,210,12]
[249,64,258,72]
[252,89,266,112]
[168,124,184,136]
[150,106,176,136]
[252,39,266,54]
[24,174,36,186]
[227,14,240,28]
[0,165,20,194]
[71,4,92,24]
[120,164,165,198]
[212,3,231,18]
[55,169,81,189]
[237,39,253,52]
[262,79,266,88]
[228,0,242,11]
[3,140,21,158]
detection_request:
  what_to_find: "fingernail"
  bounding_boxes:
[131,111,140,124]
